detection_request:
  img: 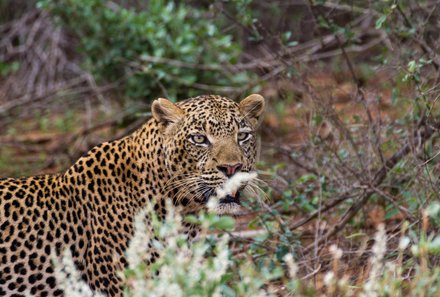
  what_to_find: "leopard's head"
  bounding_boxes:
[152,94,265,215]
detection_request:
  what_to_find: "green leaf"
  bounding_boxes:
[185,215,199,224]
[385,207,400,220]
[375,15,387,29]
[407,60,417,73]
[297,174,317,184]
[211,216,235,231]
[275,245,289,261]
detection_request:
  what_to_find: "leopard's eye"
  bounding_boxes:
[238,132,251,142]
[190,134,209,145]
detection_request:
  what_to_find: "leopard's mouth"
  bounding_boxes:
[218,190,241,205]
[209,186,247,216]
[202,188,243,205]
[201,171,258,216]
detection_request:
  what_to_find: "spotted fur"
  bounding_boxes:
[0,94,265,296]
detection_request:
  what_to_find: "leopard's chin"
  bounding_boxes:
[213,202,246,216]
[213,191,247,216]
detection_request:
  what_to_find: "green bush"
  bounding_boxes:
[38,0,251,100]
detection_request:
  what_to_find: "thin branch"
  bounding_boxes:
[305,118,440,251]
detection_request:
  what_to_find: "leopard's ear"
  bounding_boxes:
[239,94,265,123]
[152,98,184,125]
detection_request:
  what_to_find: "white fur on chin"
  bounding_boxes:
[214,203,247,216]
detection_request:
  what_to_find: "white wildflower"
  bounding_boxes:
[125,201,234,296]
[360,223,387,297]
[126,210,151,269]
[329,244,343,260]
[53,249,104,297]
[338,275,349,288]
[324,271,335,286]
[399,236,410,250]
[283,253,298,279]
[384,262,396,273]
[209,234,230,281]
[371,224,387,272]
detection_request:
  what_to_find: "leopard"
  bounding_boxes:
[0,94,265,297]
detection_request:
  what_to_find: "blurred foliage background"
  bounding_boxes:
[0,0,439,295]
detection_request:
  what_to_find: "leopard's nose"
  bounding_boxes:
[217,163,243,177]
